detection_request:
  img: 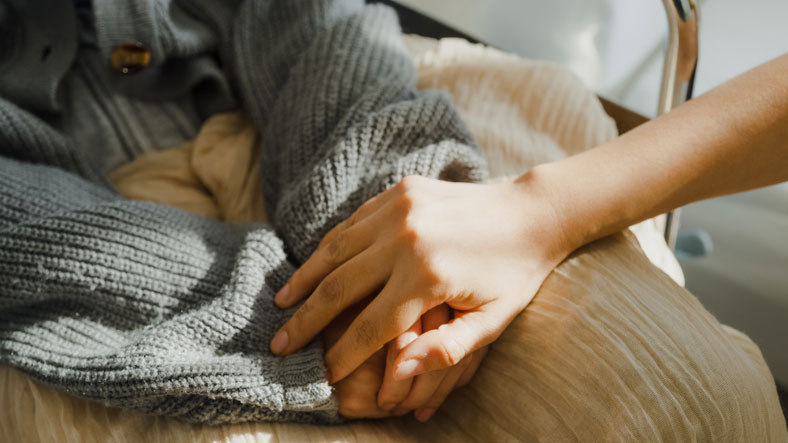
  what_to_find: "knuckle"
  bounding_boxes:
[396,214,428,251]
[398,215,428,255]
[400,214,420,243]
[297,300,312,318]
[319,224,339,248]
[288,303,311,332]
[288,300,312,331]
[353,318,378,347]
[323,232,346,264]
[317,275,344,305]
[394,184,421,216]
[395,193,415,220]
[438,337,467,367]
[393,196,428,246]
[401,247,442,290]
[346,210,361,228]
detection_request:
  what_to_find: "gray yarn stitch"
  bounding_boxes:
[0,0,487,424]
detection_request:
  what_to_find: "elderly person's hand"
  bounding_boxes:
[375,304,488,421]
[326,300,488,421]
[272,174,567,393]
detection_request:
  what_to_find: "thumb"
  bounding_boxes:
[392,306,504,380]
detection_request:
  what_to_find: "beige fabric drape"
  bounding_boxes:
[2,36,784,442]
[108,111,267,223]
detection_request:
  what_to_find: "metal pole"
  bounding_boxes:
[658,0,699,249]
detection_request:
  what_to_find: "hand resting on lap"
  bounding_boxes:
[325,299,487,421]
[272,175,556,420]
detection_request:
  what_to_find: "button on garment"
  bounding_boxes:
[110,42,150,74]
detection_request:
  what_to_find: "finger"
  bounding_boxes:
[275,210,381,309]
[270,247,390,356]
[376,304,448,410]
[325,283,432,384]
[413,354,471,422]
[335,348,393,419]
[377,320,421,411]
[275,186,397,308]
[317,183,396,251]
[392,305,451,418]
[457,345,489,387]
[393,303,506,380]
[421,303,451,330]
[322,298,369,349]
[397,367,447,419]
[416,343,488,420]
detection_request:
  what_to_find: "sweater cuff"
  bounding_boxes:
[0,159,338,423]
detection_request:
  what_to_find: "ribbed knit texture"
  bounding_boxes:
[0,0,487,424]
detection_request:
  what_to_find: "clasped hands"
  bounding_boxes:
[270,174,569,422]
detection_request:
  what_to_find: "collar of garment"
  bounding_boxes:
[0,0,238,116]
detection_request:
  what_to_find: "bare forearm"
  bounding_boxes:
[274,54,788,396]
[523,53,788,252]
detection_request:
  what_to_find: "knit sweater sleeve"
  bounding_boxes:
[0,153,338,423]
[0,0,487,425]
[231,0,488,261]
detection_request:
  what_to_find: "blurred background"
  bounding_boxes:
[394,0,788,397]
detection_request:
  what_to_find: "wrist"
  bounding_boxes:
[509,164,587,264]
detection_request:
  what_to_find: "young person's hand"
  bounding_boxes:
[273,174,570,385]
[296,52,788,418]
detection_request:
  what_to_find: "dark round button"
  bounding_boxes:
[111,42,150,74]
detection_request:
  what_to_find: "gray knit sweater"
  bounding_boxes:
[0,0,486,424]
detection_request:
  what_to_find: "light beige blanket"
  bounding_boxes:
[2,36,785,442]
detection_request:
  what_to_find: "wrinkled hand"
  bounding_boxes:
[272,174,567,388]
[326,302,487,421]
[376,304,488,421]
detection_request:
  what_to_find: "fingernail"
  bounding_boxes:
[381,402,396,411]
[274,284,290,306]
[415,408,435,422]
[395,359,424,379]
[270,330,289,354]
